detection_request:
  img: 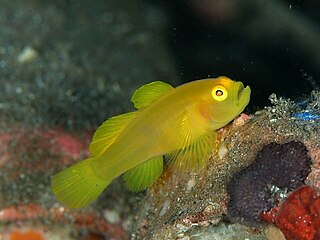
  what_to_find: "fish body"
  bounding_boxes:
[51,76,251,208]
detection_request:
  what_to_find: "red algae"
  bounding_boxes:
[0,204,45,221]
[0,126,130,240]
[43,128,91,159]
[9,229,44,240]
[261,186,320,240]
[0,127,91,177]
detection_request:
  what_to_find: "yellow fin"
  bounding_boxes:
[89,112,136,156]
[167,131,216,171]
[123,155,163,192]
[51,158,110,208]
[131,81,174,109]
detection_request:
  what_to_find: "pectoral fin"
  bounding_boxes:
[167,131,216,172]
[131,81,174,109]
[123,155,163,191]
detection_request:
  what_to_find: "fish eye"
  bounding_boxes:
[212,86,228,101]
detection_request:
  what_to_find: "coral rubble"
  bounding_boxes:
[132,92,319,239]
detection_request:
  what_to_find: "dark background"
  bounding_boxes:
[144,0,320,109]
[1,0,319,128]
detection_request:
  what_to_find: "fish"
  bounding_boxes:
[51,76,251,208]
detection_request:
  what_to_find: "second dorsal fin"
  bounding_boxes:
[89,111,137,156]
[131,81,174,109]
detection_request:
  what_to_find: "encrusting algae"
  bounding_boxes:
[51,76,251,208]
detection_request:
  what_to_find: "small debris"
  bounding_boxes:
[264,225,286,240]
[159,199,171,217]
[218,144,228,160]
[185,177,196,192]
[103,209,121,224]
[17,46,39,64]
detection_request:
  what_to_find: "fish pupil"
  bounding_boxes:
[216,90,223,96]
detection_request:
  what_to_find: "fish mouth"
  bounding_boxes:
[237,82,245,99]
[237,82,251,107]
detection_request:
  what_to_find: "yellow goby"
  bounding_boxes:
[51,76,251,208]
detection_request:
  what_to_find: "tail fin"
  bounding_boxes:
[51,158,110,208]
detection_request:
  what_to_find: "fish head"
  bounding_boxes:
[206,76,251,129]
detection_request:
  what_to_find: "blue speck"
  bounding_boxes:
[291,111,320,120]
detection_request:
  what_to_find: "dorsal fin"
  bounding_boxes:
[123,155,163,192]
[89,111,137,156]
[131,81,174,109]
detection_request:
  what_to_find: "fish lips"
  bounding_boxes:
[236,82,251,109]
